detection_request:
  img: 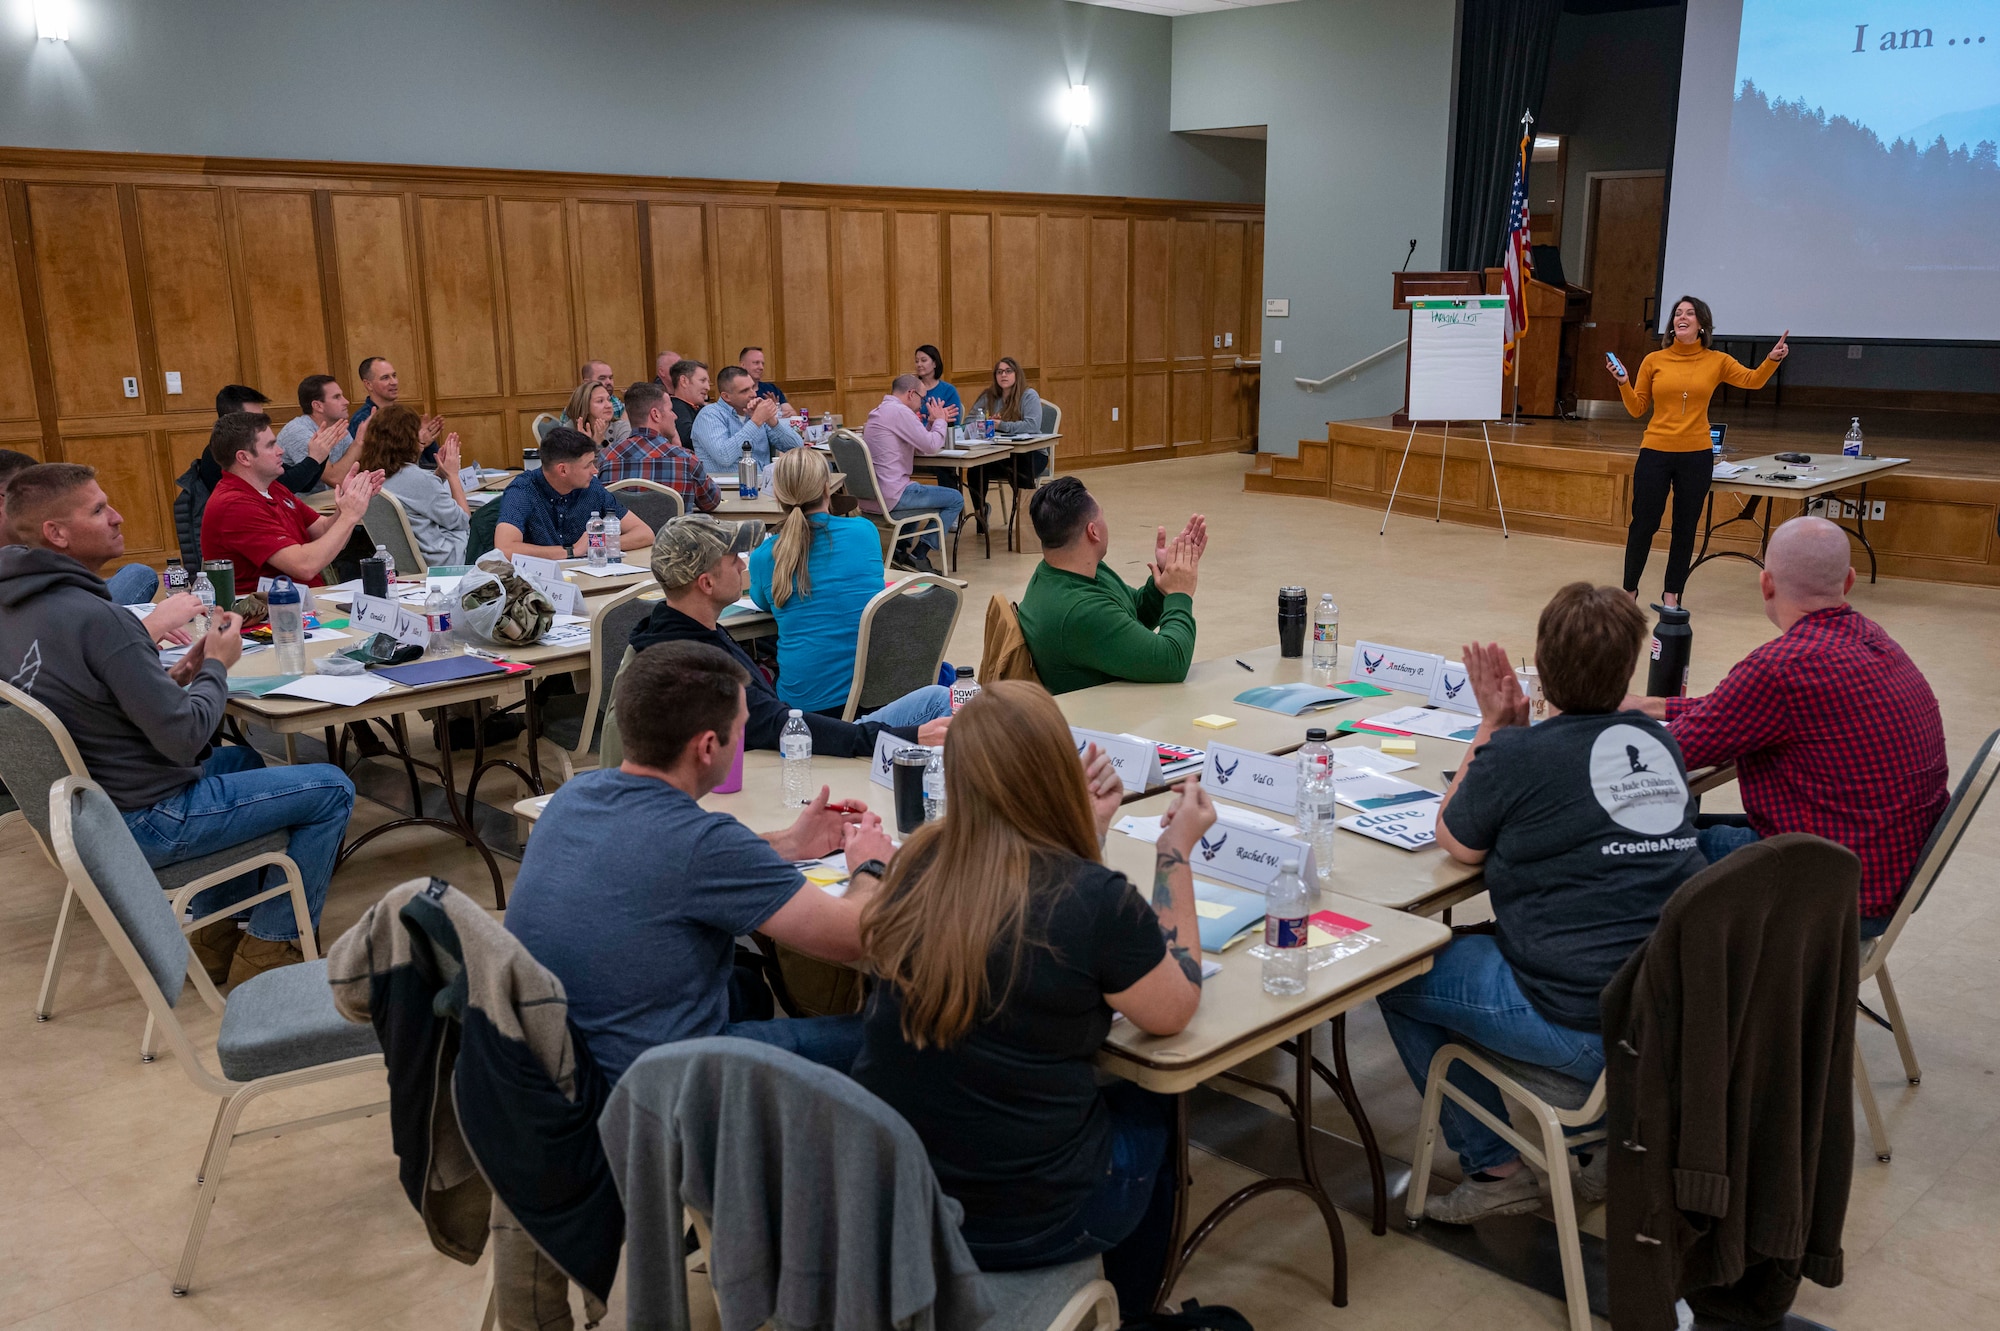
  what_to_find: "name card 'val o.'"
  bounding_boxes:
[1200,742,1298,815]
[1350,641,1444,696]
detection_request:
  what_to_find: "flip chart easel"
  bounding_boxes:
[1382,296,1509,538]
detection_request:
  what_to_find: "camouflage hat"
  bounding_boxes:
[650,514,764,590]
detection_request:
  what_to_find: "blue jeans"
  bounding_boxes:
[106,564,159,605]
[858,684,953,730]
[1376,936,1605,1174]
[967,1083,1177,1318]
[1695,820,1892,937]
[890,482,964,555]
[724,1013,864,1072]
[122,746,355,942]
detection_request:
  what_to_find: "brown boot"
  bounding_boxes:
[189,920,244,986]
[226,936,307,987]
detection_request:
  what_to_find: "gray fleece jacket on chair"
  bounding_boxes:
[601,1036,995,1331]
[0,546,227,811]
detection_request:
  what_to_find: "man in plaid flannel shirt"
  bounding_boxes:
[598,382,720,513]
[1626,516,1946,935]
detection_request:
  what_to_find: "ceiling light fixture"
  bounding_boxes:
[35,0,70,41]
[1063,84,1093,128]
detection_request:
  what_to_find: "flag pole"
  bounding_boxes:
[1512,108,1532,427]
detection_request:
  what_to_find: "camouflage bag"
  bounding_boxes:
[457,553,554,646]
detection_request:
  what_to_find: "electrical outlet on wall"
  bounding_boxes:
[122,377,138,398]
[1848,345,1863,359]
[1871,500,1885,520]
[1212,334,1221,349]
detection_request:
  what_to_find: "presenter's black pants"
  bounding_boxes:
[1624,447,1712,596]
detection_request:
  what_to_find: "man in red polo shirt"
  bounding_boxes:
[1625,516,1948,936]
[200,411,381,590]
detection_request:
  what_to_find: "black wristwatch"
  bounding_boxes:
[850,859,888,883]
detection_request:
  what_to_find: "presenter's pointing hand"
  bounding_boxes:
[1767,330,1790,363]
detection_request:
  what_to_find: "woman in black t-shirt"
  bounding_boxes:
[853,681,1214,1318]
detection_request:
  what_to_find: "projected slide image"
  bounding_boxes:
[1664,0,2000,340]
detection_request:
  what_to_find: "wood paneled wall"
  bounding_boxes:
[0,149,1262,571]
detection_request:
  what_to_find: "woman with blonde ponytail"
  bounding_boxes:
[852,681,1215,1319]
[747,447,954,727]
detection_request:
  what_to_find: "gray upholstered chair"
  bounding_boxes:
[604,476,685,530]
[1001,399,1061,551]
[839,574,965,721]
[47,775,385,1296]
[534,584,660,783]
[530,412,559,447]
[826,429,950,573]
[1852,725,2000,1162]
[0,680,296,1037]
[362,489,424,575]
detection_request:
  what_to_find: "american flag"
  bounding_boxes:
[1499,124,1533,375]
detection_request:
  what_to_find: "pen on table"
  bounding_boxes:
[1235,659,1253,671]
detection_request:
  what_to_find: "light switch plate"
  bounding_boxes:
[1275,340,1283,353]
[1111,407,1119,421]
[122,377,139,398]
[165,371,183,394]
[1224,332,1233,347]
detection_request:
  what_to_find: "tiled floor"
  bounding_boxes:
[3,452,1995,1329]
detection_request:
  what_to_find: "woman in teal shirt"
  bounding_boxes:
[749,448,952,724]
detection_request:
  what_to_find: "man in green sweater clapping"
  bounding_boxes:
[1016,476,1206,694]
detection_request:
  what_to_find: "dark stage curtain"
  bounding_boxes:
[1445,0,1567,271]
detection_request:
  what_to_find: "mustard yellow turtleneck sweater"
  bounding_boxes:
[1618,341,1778,452]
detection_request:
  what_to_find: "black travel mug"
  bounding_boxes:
[1646,604,1693,697]
[360,555,390,599]
[1277,586,1308,658]
[892,747,931,836]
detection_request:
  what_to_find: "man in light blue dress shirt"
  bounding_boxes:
[691,366,801,475]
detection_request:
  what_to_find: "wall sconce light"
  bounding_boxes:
[35,0,71,41]
[1062,84,1093,128]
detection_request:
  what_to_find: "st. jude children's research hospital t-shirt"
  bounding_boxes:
[1442,712,1706,1031]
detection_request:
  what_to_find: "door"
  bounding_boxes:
[1579,173,1665,401]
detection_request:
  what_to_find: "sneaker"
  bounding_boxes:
[903,547,937,575]
[1572,1151,1607,1207]
[1422,1167,1544,1225]
[188,919,244,986]
[226,936,307,987]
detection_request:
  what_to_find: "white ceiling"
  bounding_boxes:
[1069,0,1301,16]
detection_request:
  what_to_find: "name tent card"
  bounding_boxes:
[1070,727,1162,793]
[351,593,430,647]
[1350,640,1444,696]
[1429,661,1479,715]
[1200,742,1298,815]
[1191,821,1316,894]
[510,553,583,615]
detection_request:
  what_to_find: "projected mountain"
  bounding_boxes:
[1728,80,1999,279]
[1904,102,2000,153]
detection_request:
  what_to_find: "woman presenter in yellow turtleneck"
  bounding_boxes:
[1613,295,1788,607]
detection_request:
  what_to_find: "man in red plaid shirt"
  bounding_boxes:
[598,382,720,513]
[1626,517,1947,935]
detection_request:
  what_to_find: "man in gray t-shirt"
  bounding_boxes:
[275,374,360,493]
[1378,584,1705,1227]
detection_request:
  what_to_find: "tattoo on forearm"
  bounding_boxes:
[1154,848,1202,985]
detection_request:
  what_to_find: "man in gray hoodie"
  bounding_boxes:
[0,464,356,986]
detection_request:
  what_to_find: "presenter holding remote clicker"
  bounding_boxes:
[1611,295,1788,607]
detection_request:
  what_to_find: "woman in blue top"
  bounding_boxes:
[913,344,960,428]
[748,448,953,726]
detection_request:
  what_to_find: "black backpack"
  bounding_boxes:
[1121,1300,1254,1330]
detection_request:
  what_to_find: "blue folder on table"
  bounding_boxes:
[371,656,507,687]
[1195,879,1267,952]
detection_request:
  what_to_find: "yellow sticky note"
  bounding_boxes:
[802,866,849,886]
[1380,737,1418,755]
[1193,714,1237,730]
[1194,900,1234,920]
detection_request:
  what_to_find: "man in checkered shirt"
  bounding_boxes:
[1625,516,1947,936]
[597,382,720,513]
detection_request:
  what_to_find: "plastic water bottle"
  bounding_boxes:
[780,709,812,807]
[268,576,306,674]
[1296,728,1337,889]
[586,513,608,568]
[1311,594,1340,684]
[373,542,396,583]
[738,443,759,497]
[949,666,980,713]
[1843,417,1864,458]
[602,509,623,563]
[1261,859,1309,996]
[923,747,946,821]
[164,556,189,594]
[423,585,455,658]
[191,572,217,639]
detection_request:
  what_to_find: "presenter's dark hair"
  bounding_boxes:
[1661,295,1714,350]
[215,384,269,417]
[1534,582,1648,715]
[617,641,750,769]
[1029,476,1097,550]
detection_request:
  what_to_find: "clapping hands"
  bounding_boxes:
[1461,640,1529,731]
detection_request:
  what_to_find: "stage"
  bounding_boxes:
[1246,403,2000,589]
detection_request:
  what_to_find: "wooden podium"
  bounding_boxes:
[1390,270,1590,422]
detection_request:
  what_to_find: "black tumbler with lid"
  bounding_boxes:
[1277,586,1308,657]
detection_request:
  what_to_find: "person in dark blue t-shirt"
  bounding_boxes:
[506,639,897,1082]
[1378,582,1706,1226]
[493,425,652,561]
